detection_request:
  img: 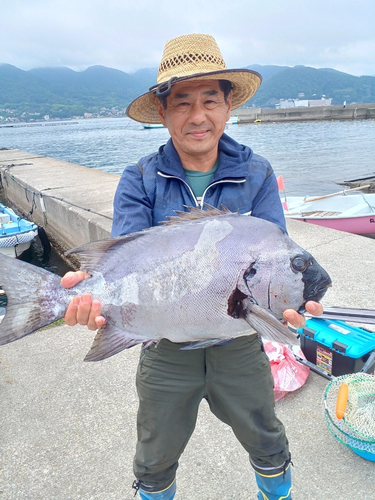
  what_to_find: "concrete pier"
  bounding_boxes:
[0,149,119,255]
[1,218,375,499]
[236,102,375,123]
[1,149,375,498]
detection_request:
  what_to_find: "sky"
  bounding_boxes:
[1,0,374,77]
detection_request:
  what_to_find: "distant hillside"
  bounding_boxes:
[0,63,374,120]
[246,64,289,81]
[245,65,375,107]
[0,64,156,119]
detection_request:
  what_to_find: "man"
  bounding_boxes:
[63,34,322,500]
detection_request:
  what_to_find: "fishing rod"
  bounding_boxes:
[306,306,375,325]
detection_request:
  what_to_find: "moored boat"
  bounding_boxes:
[337,173,375,193]
[0,203,38,257]
[226,115,239,124]
[281,191,375,236]
[142,123,165,129]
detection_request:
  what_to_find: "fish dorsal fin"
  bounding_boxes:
[163,204,234,226]
[65,232,145,274]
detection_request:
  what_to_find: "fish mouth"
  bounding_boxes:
[298,276,332,314]
[297,256,332,313]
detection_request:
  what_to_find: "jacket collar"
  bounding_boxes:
[156,133,253,180]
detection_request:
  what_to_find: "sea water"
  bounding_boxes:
[1,117,374,196]
[0,117,374,273]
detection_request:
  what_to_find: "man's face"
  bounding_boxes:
[156,79,232,166]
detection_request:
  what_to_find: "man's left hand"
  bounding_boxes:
[283,301,323,329]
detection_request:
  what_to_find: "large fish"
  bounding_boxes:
[0,207,331,361]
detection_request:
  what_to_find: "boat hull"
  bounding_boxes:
[0,203,38,258]
[283,193,375,236]
[0,239,34,257]
[287,214,375,236]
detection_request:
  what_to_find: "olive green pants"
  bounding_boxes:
[134,335,289,490]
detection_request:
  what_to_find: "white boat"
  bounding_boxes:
[142,123,165,129]
[281,190,375,236]
[0,203,38,257]
[226,115,239,124]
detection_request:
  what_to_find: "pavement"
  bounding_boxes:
[1,220,375,500]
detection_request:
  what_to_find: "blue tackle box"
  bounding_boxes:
[298,318,375,377]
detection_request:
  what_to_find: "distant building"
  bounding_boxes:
[277,99,295,109]
[308,98,333,107]
[276,97,332,109]
[294,99,309,108]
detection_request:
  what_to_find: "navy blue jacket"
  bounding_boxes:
[112,133,286,237]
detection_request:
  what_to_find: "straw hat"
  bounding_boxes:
[126,33,262,124]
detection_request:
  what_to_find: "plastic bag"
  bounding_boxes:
[264,341,310,401]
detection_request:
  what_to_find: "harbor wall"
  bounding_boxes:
[236,103,375,123]
[0,149,118,254]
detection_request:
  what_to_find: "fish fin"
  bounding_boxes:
[142,340,157,350]
[162,204,235,226]
[241,300,299,346]
[180,338,231,350]
[84,323,147,361]
[0,254,63,345]
[66,232,145,274]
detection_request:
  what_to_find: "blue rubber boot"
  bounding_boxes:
[133,480,176,500]
[254,459,292,500]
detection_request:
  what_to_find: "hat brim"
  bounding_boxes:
[126,69,262,124]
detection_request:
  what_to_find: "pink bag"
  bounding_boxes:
[264,341,310,401]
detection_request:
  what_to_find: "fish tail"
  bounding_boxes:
[0,254,66,346]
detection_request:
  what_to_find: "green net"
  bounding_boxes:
[323,373,375,457]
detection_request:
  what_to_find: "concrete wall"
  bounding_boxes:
[0,149,119,252]
[236,103,375,123]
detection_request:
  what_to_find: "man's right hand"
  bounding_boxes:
[61,271,106,330]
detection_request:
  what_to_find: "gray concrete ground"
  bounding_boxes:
[1,220,375,500]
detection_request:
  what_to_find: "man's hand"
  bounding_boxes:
[283,301,323,329]
[61,271,106,330]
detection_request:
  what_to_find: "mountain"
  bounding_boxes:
[0,64,156,119]
[0,63,374,120]
[245,65,375,107]
[246,64,289,82]
[0,64,61,108]
[27,65,153,109]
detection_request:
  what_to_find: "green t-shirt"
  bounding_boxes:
[183,160,219,203]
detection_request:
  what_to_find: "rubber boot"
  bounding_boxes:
[254,459,292,500]
[133,479,176,500]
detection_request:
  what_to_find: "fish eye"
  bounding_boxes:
[291,256,309,273]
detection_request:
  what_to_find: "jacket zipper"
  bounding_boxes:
[201,179,246,208]
[157,172,246,209]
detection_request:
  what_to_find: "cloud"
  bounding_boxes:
[1,0,374,76]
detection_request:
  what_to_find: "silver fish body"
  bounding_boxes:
[0,209,331,361]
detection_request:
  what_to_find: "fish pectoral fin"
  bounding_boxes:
[242,300,299,346]
[84,323,146,362]
[180,339,232,350]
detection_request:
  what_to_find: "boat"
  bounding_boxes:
[226,115,239,125]
[277,175,375,236]
[281,190,375,236]
[142,123,165,129]
[337,173,375,193]
[0,203,39,257]
[142,115,239,129]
